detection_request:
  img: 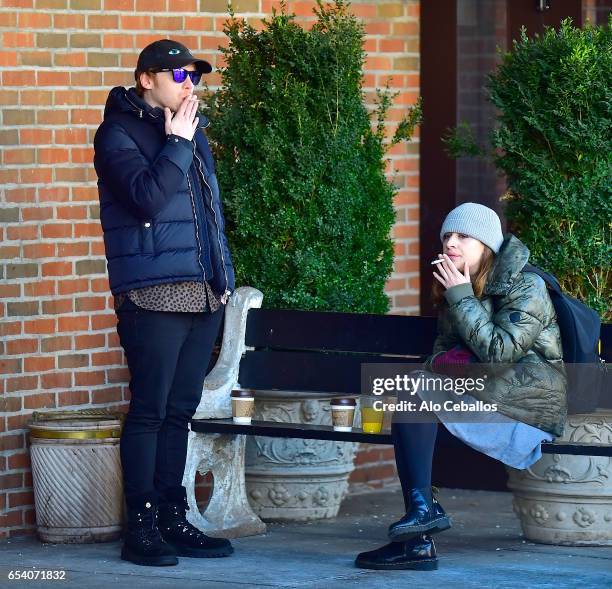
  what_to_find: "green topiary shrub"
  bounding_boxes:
[202,0,421,312]
[447,18,611,321]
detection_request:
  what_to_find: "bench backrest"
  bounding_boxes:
[237,309,612,399]
[238,309,437,395]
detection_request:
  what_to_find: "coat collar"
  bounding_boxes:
[103,86,210,129]
[483,234,530,296]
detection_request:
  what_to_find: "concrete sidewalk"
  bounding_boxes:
[1,487,610,589]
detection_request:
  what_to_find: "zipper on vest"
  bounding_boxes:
[193,146,231,304]
[186,173,207,281]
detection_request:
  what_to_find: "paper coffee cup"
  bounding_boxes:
[330,398,356,432]
[231,391,255,424]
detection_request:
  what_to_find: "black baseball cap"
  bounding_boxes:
[135,39,213,79]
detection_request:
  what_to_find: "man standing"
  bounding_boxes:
[94,39,235,567]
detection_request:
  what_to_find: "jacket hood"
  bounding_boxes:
[484,233,530,296]
[103,86,163,121]
[103,86,209,128]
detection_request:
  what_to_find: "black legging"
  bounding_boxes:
[391,422,438,510]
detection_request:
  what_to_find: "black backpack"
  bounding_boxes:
[522,263,605,413]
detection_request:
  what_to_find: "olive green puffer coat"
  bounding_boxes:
[427,234,567,437]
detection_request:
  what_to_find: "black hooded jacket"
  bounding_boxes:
[93,86,234,298]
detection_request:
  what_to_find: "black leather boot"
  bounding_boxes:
[121,497,178,567]
[388,487,452,541]
[158,488,233,558]
[355,535,438,570]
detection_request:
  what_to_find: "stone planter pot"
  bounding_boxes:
[506,409,612,546]
[245,392,359,521]
[28,410,124,543]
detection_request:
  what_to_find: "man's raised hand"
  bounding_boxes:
[164,95,199,141]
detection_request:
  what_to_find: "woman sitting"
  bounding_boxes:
[355,202,567,571]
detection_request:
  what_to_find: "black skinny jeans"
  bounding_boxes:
[115,297,224,507]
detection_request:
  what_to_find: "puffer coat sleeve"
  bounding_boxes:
[443,273,549,363]
[94,123,194,220]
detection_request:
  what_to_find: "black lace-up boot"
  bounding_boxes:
[121,495,178,567]
[158,487,233,558]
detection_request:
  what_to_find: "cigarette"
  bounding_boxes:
[431,258,445,265]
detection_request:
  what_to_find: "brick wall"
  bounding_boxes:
[0,0,419,538]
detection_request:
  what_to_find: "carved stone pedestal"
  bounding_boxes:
[183,287,267,538]
[507,410,612,546]
[245,395,358,521]
[184,431,266,538]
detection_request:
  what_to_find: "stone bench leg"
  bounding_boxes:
[183,429,266,539]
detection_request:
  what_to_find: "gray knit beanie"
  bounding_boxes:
[440,202,504,253]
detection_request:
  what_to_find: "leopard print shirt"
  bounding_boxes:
[113,281,221,313]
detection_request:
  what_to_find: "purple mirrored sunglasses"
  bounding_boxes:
[155,68,202,85]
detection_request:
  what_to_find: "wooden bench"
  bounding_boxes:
[183,286,611,537]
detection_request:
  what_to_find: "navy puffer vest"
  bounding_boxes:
[93,86,234,298]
